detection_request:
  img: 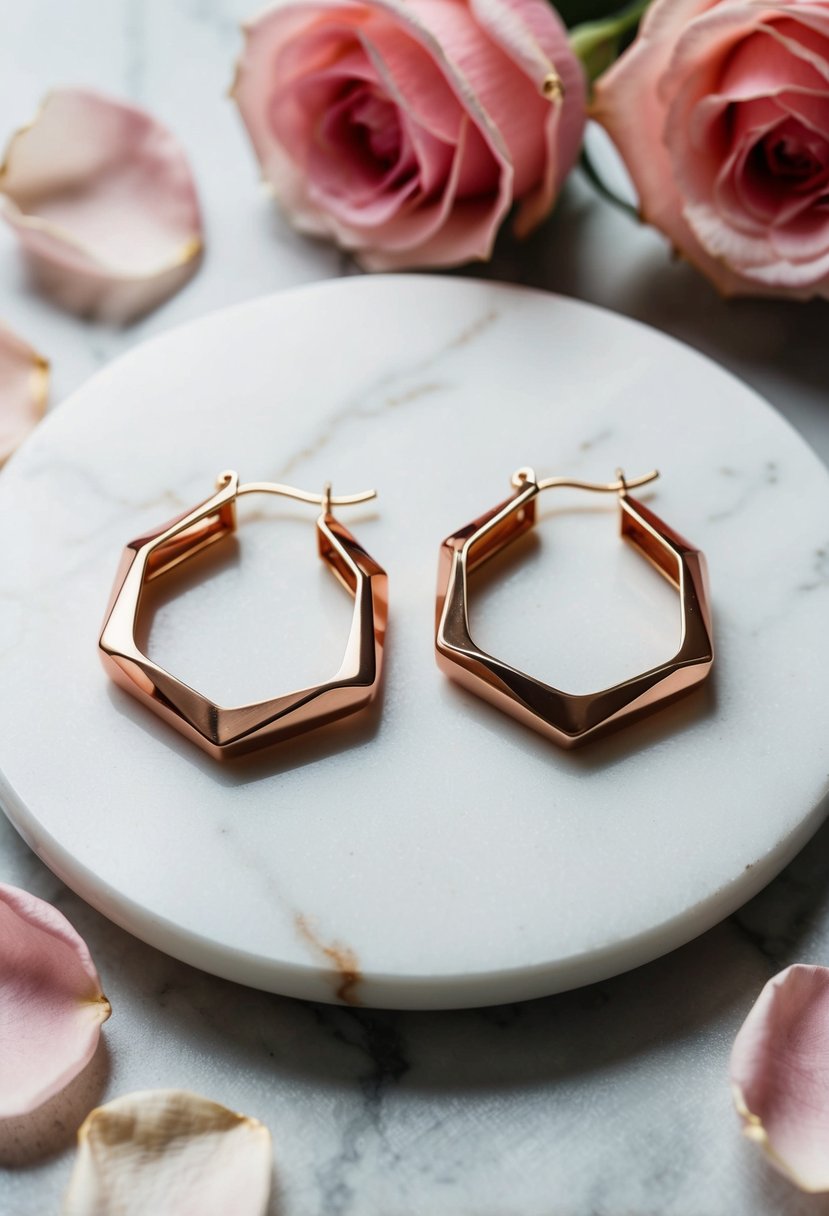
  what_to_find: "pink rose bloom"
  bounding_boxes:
[594,0,829,298]
[232,0,585,269]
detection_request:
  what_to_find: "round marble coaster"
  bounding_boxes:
[1,277,828,1009]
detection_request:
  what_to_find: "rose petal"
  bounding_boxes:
[359,118,508,267]
[0,884,110,1118]
[236,0,562,268]
[731,964,829,1191]
[0,322,48,465]
[62,1091,272,1216]
[469,0,586,232]
[592,0,829,297]
[592,0,754,295]
[0,88,203,324]
[234,0,584,269]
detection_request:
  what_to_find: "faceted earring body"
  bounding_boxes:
[435,468,713,748]
[100,471,387,759]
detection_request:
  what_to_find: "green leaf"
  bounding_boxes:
[568,0,651,82]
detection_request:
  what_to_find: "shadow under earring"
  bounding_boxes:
[435,466,713,749]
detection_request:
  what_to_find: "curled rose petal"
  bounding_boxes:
[0,322,48,465]
[0,88,203,323]
[731,964,829,1191]
[0,883,110,1118]
[63,1090,272,1216]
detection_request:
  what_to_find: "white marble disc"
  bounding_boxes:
[1,276,828,1009]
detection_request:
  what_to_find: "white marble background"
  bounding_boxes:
[2,2,829,1214]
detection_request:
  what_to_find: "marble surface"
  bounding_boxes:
[3,1,829,1212]
[3,276,829,1015]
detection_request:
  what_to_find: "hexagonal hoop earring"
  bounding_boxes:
[99,471,388,759]
[435,466,714,749]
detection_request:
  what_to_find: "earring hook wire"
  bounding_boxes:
[221,472,376,508]
[511,466,659,495]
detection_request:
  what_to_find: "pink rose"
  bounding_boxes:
[594,0,829,298]
[232,0,585,269]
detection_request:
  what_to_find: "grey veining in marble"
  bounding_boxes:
[2,1,829,1213]
[5,809,829,1216]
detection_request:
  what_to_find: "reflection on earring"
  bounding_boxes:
[99,471,387,759]
[435,466,713,748]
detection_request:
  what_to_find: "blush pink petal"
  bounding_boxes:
[304,82,420,224]
[593,0,755,294]
[669,33,829,276]
[594,0,829,297]
[593,0,715,233]
[353,117,504,266]
[765,15,829,77]
[233,0,510,261]
[731,964,829,1191]
[777,87,829,138]
[358,12,466,142]
[63,1091,272,1216]
[0,89,203,324]
[469,0,586,231]
[659,5,793,106]
[715,140,779,230]
[313,24,467,230]
[784,6,829,54]
[716,25,829,99]
[0,322,48,465]
[271,40,382,165]
[685,200,787,267]
[234,0,582,268]
[0,884,110,1118]
[361,0,515,258]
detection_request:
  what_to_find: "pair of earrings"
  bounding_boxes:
[99,466,714,760]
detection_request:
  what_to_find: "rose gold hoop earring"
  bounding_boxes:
[435,466,713,748]
[99,471,387,759]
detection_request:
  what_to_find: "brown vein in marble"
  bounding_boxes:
[295,914,362,1005]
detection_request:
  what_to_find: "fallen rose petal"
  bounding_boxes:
[63,1090,272,1216]
[0,89,203,323]
[0,322,48,464]
[731,964,829,1190]
[0,884,110,1118]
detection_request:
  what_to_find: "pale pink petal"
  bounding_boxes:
[303,24,460,231]
[731,964,829,1191]
[0,884,110,1118]
[63,1091,272,1216]
[592,0,829,297]
[777,87,829,139]
[233,0,582,267]
[358,118,505,266]
[233,0,514,264]
[0,322,48,465]
[715,24,829,100]
[592,0,720,236]
[333,0,517,256]
[786,4,829,39]
[0,89,203,324]
[763,17,829,85]
[468,0,586,232]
